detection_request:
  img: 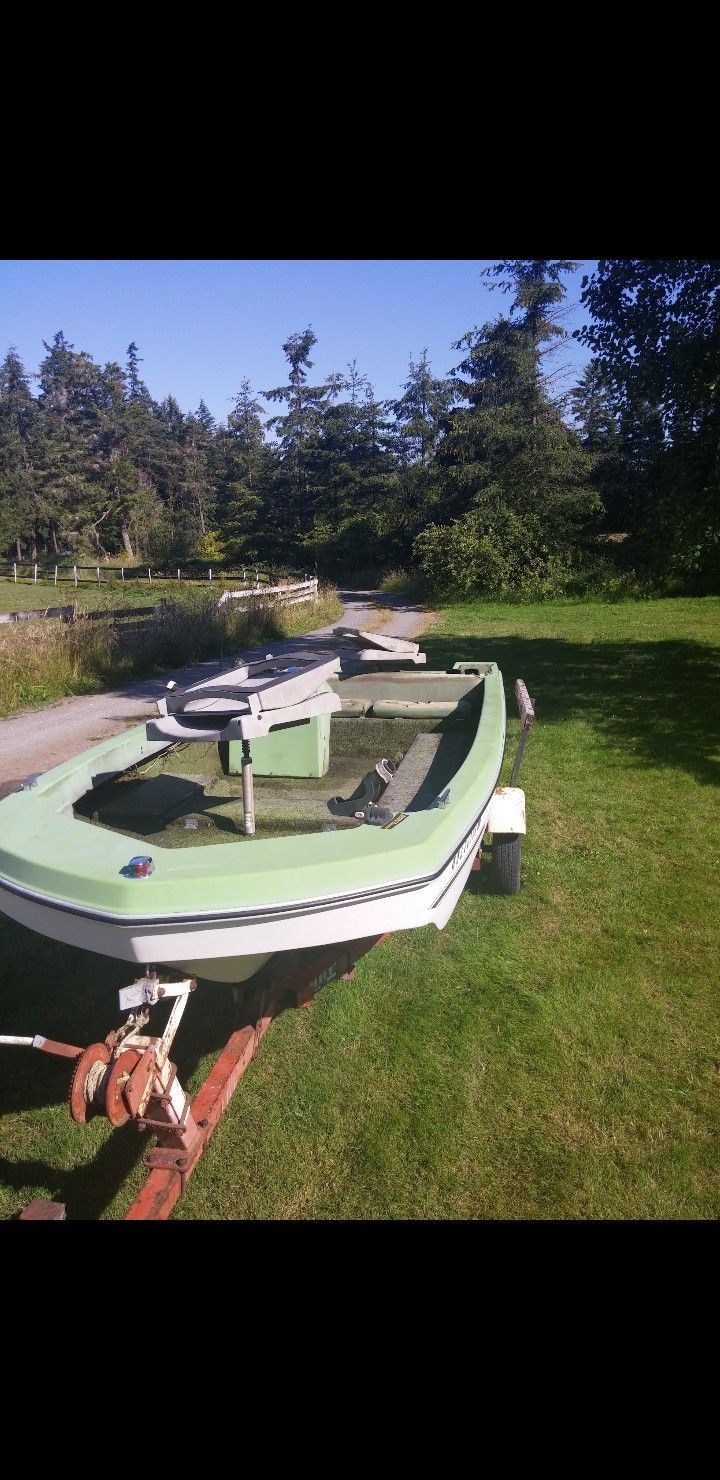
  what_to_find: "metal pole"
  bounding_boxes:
[241,740,255,837]
[510,680,536,786]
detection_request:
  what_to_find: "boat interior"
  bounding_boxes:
[73,661,495,848]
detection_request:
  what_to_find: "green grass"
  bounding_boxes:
[0,595,718,1220]
[0,576,194,613]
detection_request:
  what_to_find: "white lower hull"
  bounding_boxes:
[0,806,490,984]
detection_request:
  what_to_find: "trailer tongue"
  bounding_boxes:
[6,933,386,1221]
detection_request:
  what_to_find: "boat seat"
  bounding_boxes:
[147,654,342,744]
[332,628,426,664]
[379,734,443,812]
[334,627,418,654]
[380,731,471,813]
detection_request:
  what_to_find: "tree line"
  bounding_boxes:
[1,259,718,595]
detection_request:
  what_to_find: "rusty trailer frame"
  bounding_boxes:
[7,934,386,1222]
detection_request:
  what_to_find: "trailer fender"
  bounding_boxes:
[487,786,526,836]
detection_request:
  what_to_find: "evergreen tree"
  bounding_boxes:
[125,341,151,404]
[392,351,454,467]
[179,403,216,546]
[264,328,333,556]
[138,395,195,560]
[37,331,103,557]
[0,348,43,559]
[304,363,399,572]
[416,261,600,594]
[386,352,455,560]
[214,380,270,562]
[576,260,720,587]
[570,362,628,530]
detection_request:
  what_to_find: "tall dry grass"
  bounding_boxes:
[0,586,343,717]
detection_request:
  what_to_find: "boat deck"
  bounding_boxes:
[73,716,474,847]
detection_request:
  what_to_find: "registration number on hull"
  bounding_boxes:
[450,813,485,874]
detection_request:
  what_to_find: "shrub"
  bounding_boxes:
[379,568,427,600]
[413,510,564,598]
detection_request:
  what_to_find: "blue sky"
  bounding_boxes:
[0,260,596,426]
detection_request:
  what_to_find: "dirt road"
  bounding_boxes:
[0,590,432,798]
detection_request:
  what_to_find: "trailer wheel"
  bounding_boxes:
[493,833,521,894]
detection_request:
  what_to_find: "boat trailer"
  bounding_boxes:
[2,934,385,1221]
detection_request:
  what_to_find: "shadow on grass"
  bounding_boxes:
[425,633,720,786]
[0,917,243,1219]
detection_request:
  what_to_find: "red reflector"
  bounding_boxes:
[122,856,155,879]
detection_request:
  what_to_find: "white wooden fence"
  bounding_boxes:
[0,578,319,628]
[217,577,318,610]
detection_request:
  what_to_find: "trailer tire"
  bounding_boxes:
[493,833,521,894]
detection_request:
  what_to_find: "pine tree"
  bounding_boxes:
[416,262,600,594]
[392,351,454,468]
[179,403,217,548]
[570,363,629,531]
[303,362,400,572]
[264,328,333,556]
[576,260,720,587]
[214,380,270,562]
[37,331,102,557]
[0,348,43,559]
[387,352,455,560]
[125,341,151,404]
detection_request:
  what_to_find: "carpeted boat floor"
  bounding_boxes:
[73,718,473,846]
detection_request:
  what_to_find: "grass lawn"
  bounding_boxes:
[0,574,299,615]
[0,596,718,1220]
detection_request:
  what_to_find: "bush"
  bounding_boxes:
[412,512,666,604]
[196,530,227,563]
[379,568,427,600]
[413,510,567,599]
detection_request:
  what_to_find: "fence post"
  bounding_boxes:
[97,566,100,585]
[148,568,152,584]
[54,565,58,586]
[73,565,78,587]
[34,563,38,583]
[13,562,17,582]
[177,568,180,581]
[121,567,125,584]
[209,568,212,582]
[255,569,259,586]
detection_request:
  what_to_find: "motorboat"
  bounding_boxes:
[0,640,527,987]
